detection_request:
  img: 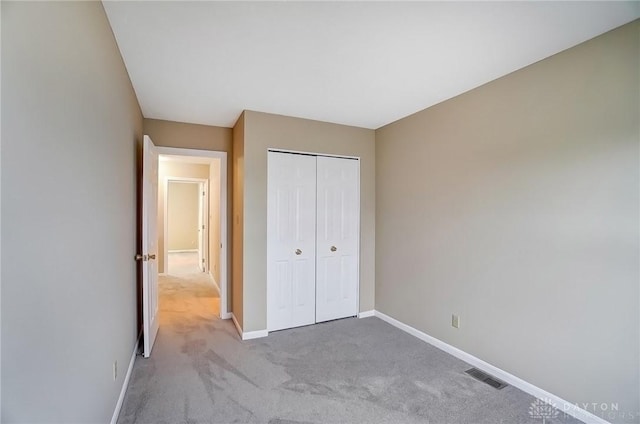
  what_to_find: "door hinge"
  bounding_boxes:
[202,225,205,230]
[202,258,205,263]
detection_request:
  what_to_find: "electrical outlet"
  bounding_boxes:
[113,360,118,381]
[452,314,460,329]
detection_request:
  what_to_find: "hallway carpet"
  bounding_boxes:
[117,278,580,424]
[167,251,202,275]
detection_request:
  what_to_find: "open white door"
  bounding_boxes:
[142,135,160,357]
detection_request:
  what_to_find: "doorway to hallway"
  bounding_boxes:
[156,147,229,320]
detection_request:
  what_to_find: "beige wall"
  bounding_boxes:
[145,118,232,152]
[2,2,143,421]
[158,161,209,272]
[209,159,222,283]
[236,110,376,332]
[232,112,245,328]
[167,182,200,251]
[375,21,639,423]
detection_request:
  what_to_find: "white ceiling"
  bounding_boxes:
[103,1,639,130]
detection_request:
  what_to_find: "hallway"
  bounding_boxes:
[158,272,220,322]
[167,251,203,276]
[118,272,225,423]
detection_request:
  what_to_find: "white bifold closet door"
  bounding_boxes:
[267,151,360,332]
[315,156,360,323]
[267,152,317,332]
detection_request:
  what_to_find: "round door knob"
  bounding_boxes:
[330,246,337,252]
[295,249,302,255]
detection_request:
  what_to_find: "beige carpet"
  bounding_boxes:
[159,271,220,324]
[168,251,202,275]
[117,272,580,424]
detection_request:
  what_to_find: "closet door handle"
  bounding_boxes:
[295,249,302,255]
[330,246,337,252]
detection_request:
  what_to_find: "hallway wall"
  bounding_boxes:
[209,159,222,283]
[167,182,200,251]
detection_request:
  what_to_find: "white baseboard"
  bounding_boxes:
[220,312,232,320]
[230,313,268,341]
[110,336,139,424]
[242,328,269,340]
[373,310,609,424]
[358,310,375,318]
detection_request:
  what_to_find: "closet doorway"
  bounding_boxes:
[267,150,360,332]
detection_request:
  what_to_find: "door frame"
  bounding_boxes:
[164,177,208,273]
[156,147,229,320]
[266,148,361,329]
[268,148,360,161]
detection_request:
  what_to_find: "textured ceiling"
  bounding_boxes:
[103,1,639,129]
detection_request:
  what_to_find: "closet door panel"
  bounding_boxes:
[267,152,317,331]
[316,156,360,323]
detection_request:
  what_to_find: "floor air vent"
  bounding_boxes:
[465,368,508,390]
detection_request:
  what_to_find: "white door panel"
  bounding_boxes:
[142,135,160,357]
[267,152,317,331]
[316,156,359,323]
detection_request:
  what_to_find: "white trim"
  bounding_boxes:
[355,159,361,318]
[267,148,360,161]
[164,178,206,182]
[110,337,139,424]
[358,310,375,318]
[157,147,224,160]
[155,146,229,321]
[167,249,198,253]
[241,329,269,340]
[373,310,610,424]
[231,313,269,341]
